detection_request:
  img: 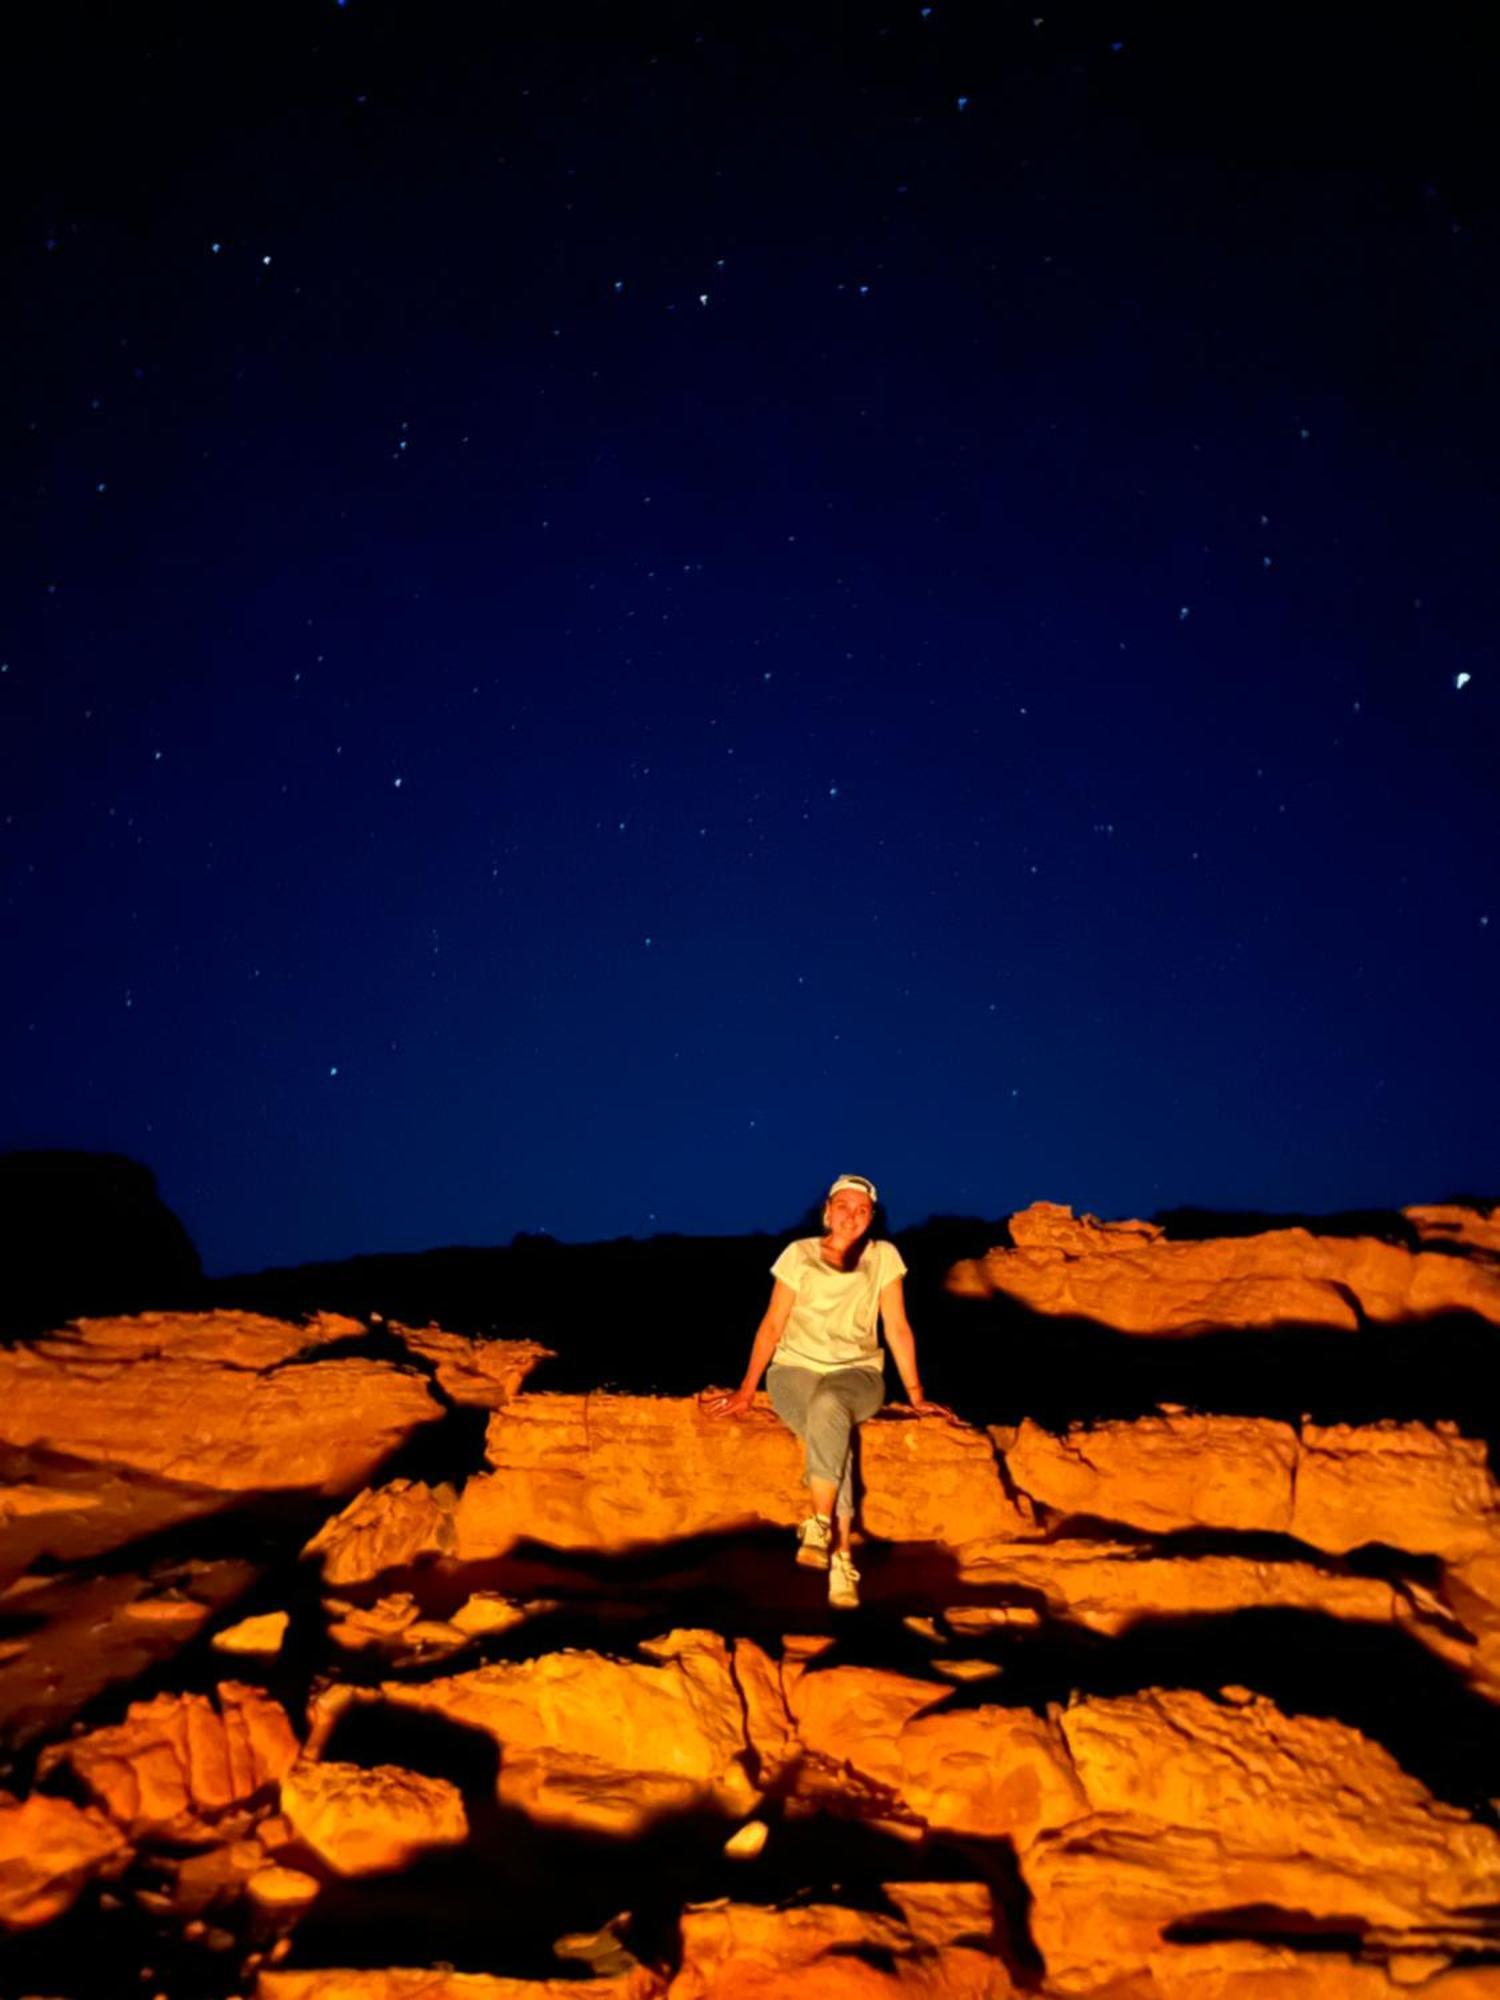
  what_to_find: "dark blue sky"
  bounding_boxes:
[3,2,1496,1275]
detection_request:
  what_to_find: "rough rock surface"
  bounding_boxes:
[947,1201,1500,1331]
[998,1412,1500,1558]
[279,1760,468,1875]
[306,1480,458,1584]
[390,1324,554,1406]
[0,1313,442,1493]
[453,1395,1029,1561]
[381,1629,759,1834]
[258,1974,659,1999]
[41,1682,300,1841]
[672,1882,1010,1996]
[0,1790,128,1929]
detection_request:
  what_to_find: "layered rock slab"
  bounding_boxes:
[0,1311,442,1494]
[0,1790,128,1929]
[280,1760,467,1875]
[379,1628,758,1834]
[453,1395,1028,1561]
[998,1413,1500,1558]
[40,1681,300,1841]
[947,1202,1500,1332]
[390,1325,553,1408]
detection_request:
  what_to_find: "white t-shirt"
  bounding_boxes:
[769,1237,909,1375]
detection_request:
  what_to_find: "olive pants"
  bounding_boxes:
[766,1362,885,1520]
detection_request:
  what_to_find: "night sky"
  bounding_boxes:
[4,2,1496,1277]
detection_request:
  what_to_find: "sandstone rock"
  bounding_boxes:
[449,1592,557,1636]
[279,1760,467,1875]
[32,1309,363,1370]
[212,1610,290,1656]
[456,1395,808,1558]
[673,1883,1010,1997]
[381,1628,757,1835]
[858,1412,1033,1544]
[1017,1686,1500,1992]
[43,1682,300,1841]
[258,1974,659,2000]
[1406,1204,1500,1259]
[0,1790,128,1929]
[391,1324,554,1406]
[0,1328,441,1492]
[306,1481,457,1584]
[996,1412,1500,1563]
[247,1863,322,1909]
[947,1202,1500,1332]
[951,1540,1415,1640]
[999,1414,1300,1536]
[455,1394,1026,1561]
[730,1638,798,1789]
[1293,1421,1500,1558]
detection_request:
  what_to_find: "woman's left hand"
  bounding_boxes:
[905,1395,953,1418]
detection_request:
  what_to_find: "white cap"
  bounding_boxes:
[827,1174,878,1202]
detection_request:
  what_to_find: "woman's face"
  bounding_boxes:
[825,1187,874,1241]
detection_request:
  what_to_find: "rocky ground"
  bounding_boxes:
[2,1202,1500,1998]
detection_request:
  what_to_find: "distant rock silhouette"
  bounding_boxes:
[0,1151,202,1336]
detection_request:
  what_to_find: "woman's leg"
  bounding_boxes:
[805,1369,884,1541]
[766,1363,818,1475]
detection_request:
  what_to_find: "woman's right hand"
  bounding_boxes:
[704,1386,756,1419]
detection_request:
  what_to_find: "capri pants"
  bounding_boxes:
[766,1362,885,1520]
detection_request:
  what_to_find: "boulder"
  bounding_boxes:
[0,1324,442,1493]
[42,1682,300,1842]
[1019,1686,1500,1992]
[211,1610,290,1657]
[390,1324,553,1406]
[279,1760,467,1875]
[672,1882,1012,1996]
[381,1628,758,1835]
[305,1481,457,1585]
[947,1202,1500,1332]
[0,1790,128,1930]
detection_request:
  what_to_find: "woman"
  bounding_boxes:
[708,1173,941,1609]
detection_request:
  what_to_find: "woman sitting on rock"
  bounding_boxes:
[708,1173,941,1610]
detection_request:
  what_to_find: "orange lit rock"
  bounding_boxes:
[391,1324,554,1406]
[31,1309,364,1369]
[306,1480,456,1584]
[783,1663,946,1794]
[1293,1421,1500,1558]
[0,1321,442,1492]
[43,1681,300,1842]
[951,1540,1416,1639]
[857,1412,1033,1544]
[730,1638,798,1789]
[672,1883,1010,1997]
[381,1628,757,1834]
[247,1863,322,1909]
[211,1610,290,1657]
[258,1972,660,1999]
[947,1201,1500,1332]
[996,1412,1500,1563]
[455,1395,1025,1560]
[896,1706,1086,1845]
[999,1413,1300,1535]
[1018,1686,1500,1992]
[279,1760,467,1875]
[456,1395,807,1558]
[1406,1203,1500,1258]
[0,1790,128,1930]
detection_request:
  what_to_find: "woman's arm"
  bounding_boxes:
[881,1278,945,1413]
[707,1280,797,1417]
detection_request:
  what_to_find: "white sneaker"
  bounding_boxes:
[796,1514,832,1570]
[828,1549,860,1610]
